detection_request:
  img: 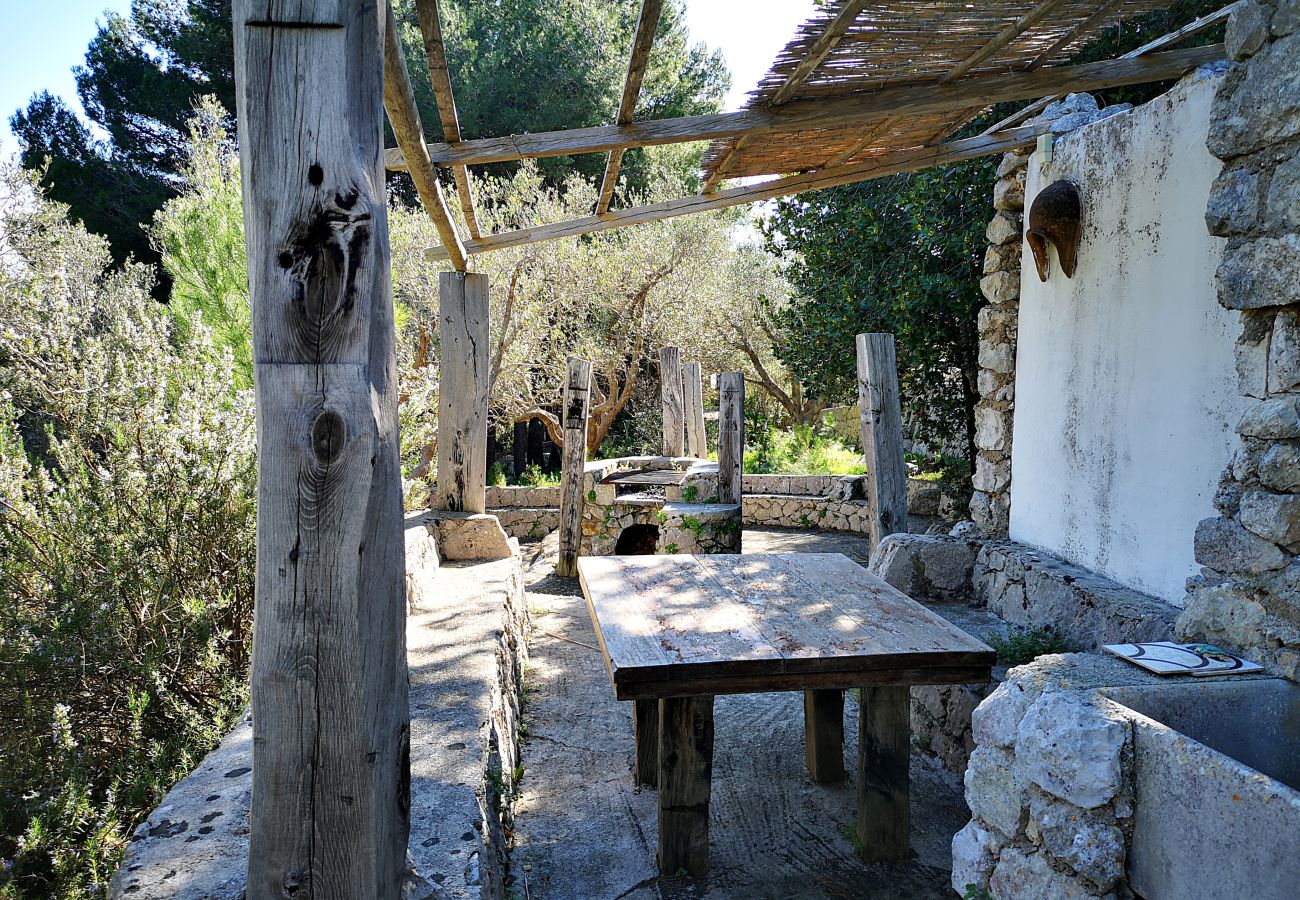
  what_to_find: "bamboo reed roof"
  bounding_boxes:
[701,0,1179,183]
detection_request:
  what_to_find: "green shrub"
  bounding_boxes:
[488,461,508,487]
[0,166,256,898]
[516,464,561,487]
[742,422,866,476]
[987,628,1076,666]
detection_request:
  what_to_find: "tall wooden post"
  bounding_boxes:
[683,361,706,459]
[659,346,685,457]
[856,333,908,548]
[435,272,490,513]
[233,0,409,895]
[556,357,592,577]
[717,372,744,505]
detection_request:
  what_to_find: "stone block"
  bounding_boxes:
[1194,515,1288,573]
[1239,489,1300,547]
[1265,149,1300,230]
[975,406,1010,451]
[1208,33,1300,158]
[973,454,1011,494]
[1205,166,1260,235]
[1237,396,1300,438]
[965,745,1025,837]
[989,848,1101,900]
[993,173,1026,211]
[1259,442,1300,491]
[430,512,514,562]
[996,151,1029,178]
[1275,0,1300,35]
[972,680,1031,750]
[986,211,1022,245]
[1051,109,1104,133]
[1269,309,1300,392]
[868,533,978,600]
[1038,92,1098,121]
[1217,233,1300,310]
[983,241,1021,274]
[1029,790,1125,891]
[951,820,999,896]
[1226,1,1271,60]
[1015,692,1128,809]
[980,270,1020,304]
[1235,312,1272,398]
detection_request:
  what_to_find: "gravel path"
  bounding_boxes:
[507,530,966,900]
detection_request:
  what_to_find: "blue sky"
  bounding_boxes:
[0,0,815,161]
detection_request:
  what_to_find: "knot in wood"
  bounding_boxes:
[311,409,347,464]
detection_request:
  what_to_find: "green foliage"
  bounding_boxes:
[962,885,993,900]
[0,167,256,898]
[516,464,561,487]
[681,516,703,539]
[987,628,1077,666]
[664,543,680,555]
[681,485,698,503]
[763,160,990,459]
[743,420,866,476]
[488,462,508,487]
[151,97,251,388]
[907,452,972,489]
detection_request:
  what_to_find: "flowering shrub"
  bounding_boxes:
[0,166,256,898]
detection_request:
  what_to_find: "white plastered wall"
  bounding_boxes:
[1009,71,1247,605]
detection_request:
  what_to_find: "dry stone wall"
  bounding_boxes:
[1178,1,1300,681]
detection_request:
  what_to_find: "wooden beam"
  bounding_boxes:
[659,346,685,457]
[387,44,1220,172]
[413,0,482,238]
[984,3,1238,134]
[704,0,868,192]
[232,0,409,894]
[434,272,489,513]
[596,0,663,215]
[658,695,714,877]
[426,123,1049,260]
[824,0,1069,168]
[717,372,744,506]
[383,1,468,271]
[556,356,592,578]
[683,361,706,458]
[1027,0,1127,70]
[856,333,908,548]
[857,685,911,863]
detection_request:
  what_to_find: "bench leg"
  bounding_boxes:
[634,699,659,787]
[803,689,845,783]
[658,695,714,876]
[857,685,910,863]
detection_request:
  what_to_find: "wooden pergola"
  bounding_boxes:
[228,1,1228,896]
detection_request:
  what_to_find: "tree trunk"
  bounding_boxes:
[233,0,409,895]
[512,421,527,478]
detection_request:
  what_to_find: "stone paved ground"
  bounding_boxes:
[507,529,967,900]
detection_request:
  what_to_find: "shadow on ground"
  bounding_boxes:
[508,528,966,900]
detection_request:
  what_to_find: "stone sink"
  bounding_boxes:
[1100,679,1300,900]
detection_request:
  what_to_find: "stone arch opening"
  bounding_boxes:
[615,524,659,555]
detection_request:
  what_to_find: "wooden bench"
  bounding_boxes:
[578,552,994,876]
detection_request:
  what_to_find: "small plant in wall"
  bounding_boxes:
[664,543,680,554]
[681,515,704,539]
[655,509,669,525]
[682,484,699,502]
[588,489,597,503]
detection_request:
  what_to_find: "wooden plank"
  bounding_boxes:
[232,0,409,894]
[597,0,664,214]
[601,468,688,486]
[434,272,489,513]
[425,123,1049,260]
[660,346,685,457]
[634,698,659,787]
[556,357,592,577]
[857,685,911,863]
[683,361,706,458]
[383,2,467,271]
[716,372,744,505]
[704,0,868,191]
[856,334,908,549]
[804,689,846,783]
[391,45,1222,171]
[984,5,1238,134]
[615,665,993,701]
[658,695,714,876]
[412,0,482,238]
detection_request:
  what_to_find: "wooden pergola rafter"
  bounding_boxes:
[596,0,665,215]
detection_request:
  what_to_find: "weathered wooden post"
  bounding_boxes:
[556,357,592,578]
[232,0,409,895]
[856,333,908,548]
[683,361,706,459]
[434,272,490,513]
[717,372,744,505]
[659,346,685,457]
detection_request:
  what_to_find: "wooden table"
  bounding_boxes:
[577,552,994,876]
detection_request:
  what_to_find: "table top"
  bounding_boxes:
[578,553,995,700]
[599,468,689,487]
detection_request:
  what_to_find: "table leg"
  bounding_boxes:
[803,689,845,783]
[857,684,910,863]
[634,699,659,787]
[657,695,714,876]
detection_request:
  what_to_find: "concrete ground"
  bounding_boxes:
[508,529,969,900]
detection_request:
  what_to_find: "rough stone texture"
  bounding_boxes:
[1239,489,1300,547]
[1226,0,1271,60]
[970,679,1031,750]
[428,511,514,561]
[1028,789,1125,891]
[964,745,1025,837]
[485,485,560,508]
[1259,441,1300,491]
[950,820,999,896]
[490,506,559,540]
[1205,166,1260,235]
[1216,233,1300,309]
[1237,394,1300,437]
[1206,32,1300,158]
[985,210,1022,245]
[110,546,530,900]
[868,533,979,601]
[1193,515,1287,573]
[979,270,1019,304]
[1265,148,1300,230]
[974,541,1178,649]
[658,501,743,554]
[989,848,1105,900]
[1269,308,1300,391]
